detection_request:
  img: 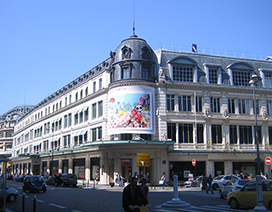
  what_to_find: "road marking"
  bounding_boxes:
[48,203,67,209]
[36,199,45,203]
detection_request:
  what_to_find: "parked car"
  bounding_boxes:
[219,179,250,199]
[13,174,25,182]
[212,175,240,190]
[184,176,203,187]
[22,176,47,193]
[226,180,272,210]
[59,174,77,187]
[0,185,18,202]
[45,176,55,185]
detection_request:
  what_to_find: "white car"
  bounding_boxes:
[0,186,19,202]
[212,175,240,190]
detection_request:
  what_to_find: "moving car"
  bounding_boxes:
[22,176,47,193]
[184,176,203,187]
[0,185,18,202]
[59,174,77,187]
[219,179,250,199]
[212,175,240,190]
[226,180,272,210]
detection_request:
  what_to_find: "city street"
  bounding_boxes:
[3,181,254,212]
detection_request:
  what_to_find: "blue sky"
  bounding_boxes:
[1,0,271,115]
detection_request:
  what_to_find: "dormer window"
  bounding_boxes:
[122,67,130,79]
[142,67,149,79]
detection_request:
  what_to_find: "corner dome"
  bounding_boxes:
[110,34,157,82]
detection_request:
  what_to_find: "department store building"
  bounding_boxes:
[11,34,272,184]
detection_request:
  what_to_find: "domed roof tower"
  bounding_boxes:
[109,34,157,84]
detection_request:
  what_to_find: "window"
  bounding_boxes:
[228,99,235,114]
[211,125,222,144]
[167,123,176,142]
[92,103,97,119]
[64,115,67,128]
[264,73,272,88]
[238,99,249,114]
[93,81,96,93]
[92,128,97,142]
[74,113,78,125]
[79,111,83,123]
[233,71,251,86]
[84,108,89,121]
[209,68,218,84]
[239,125,252,144]
[122,67,130,79]
[85,87,88,97]
[65,97,67,106]
[178,123,193,143]
[80,90,83,99]
[254,126,262,144]
[253,100,260,115]
[68,113,72,127]
[75,92,78,101]
[99,78,102,90]
[98,127,102,140]
[98,101,103,117]
[196,96,202,112]
[142,67,149,79]
[269,126,272,144]
[197,124,204,143]
[210,97,220,113]
[59,118,62,130]
[229,125,237,144]
[178,95,191,112]
[69,95,72,104]
[173,65,193,82]
[167,95,175,111]
[267,100,272,115]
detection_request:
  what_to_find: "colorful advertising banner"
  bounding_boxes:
[108,86,155,135]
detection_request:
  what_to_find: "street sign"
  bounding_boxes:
[137,153,150,167]
[192,159,196,166]
[265,156,272,165]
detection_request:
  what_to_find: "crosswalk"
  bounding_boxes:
[154,204,246,212]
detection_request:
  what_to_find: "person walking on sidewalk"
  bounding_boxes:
[122,177,149,212]
[206,174,214,194]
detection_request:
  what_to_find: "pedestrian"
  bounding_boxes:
[122,177,149,212]
[159,174,166,189]
[206,174,214,194]
[120,175,124,187]
[139,178,149,204]
[202,175,207,191]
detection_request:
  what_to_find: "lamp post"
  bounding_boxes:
[249,74,266,211]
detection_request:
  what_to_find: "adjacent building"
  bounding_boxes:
[10,34,272,184]
[0,106,34,173]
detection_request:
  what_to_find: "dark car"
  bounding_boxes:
[13,174,25,182]
[22,176,47,193]
[59,174,77,187]
[45,176,55,185]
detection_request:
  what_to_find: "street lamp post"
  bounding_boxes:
[249,74,266,211]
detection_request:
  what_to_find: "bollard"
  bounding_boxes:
[33,195,36,212]
[22,193,25,212]
[93,179,96,189]
[87,179,89,188]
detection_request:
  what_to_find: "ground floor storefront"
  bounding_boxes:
[10,146,272,184]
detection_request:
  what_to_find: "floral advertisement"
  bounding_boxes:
[108,86,155,135]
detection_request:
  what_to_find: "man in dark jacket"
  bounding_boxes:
[122,177,148,212]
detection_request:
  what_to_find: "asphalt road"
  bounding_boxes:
[4,181,251,212]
